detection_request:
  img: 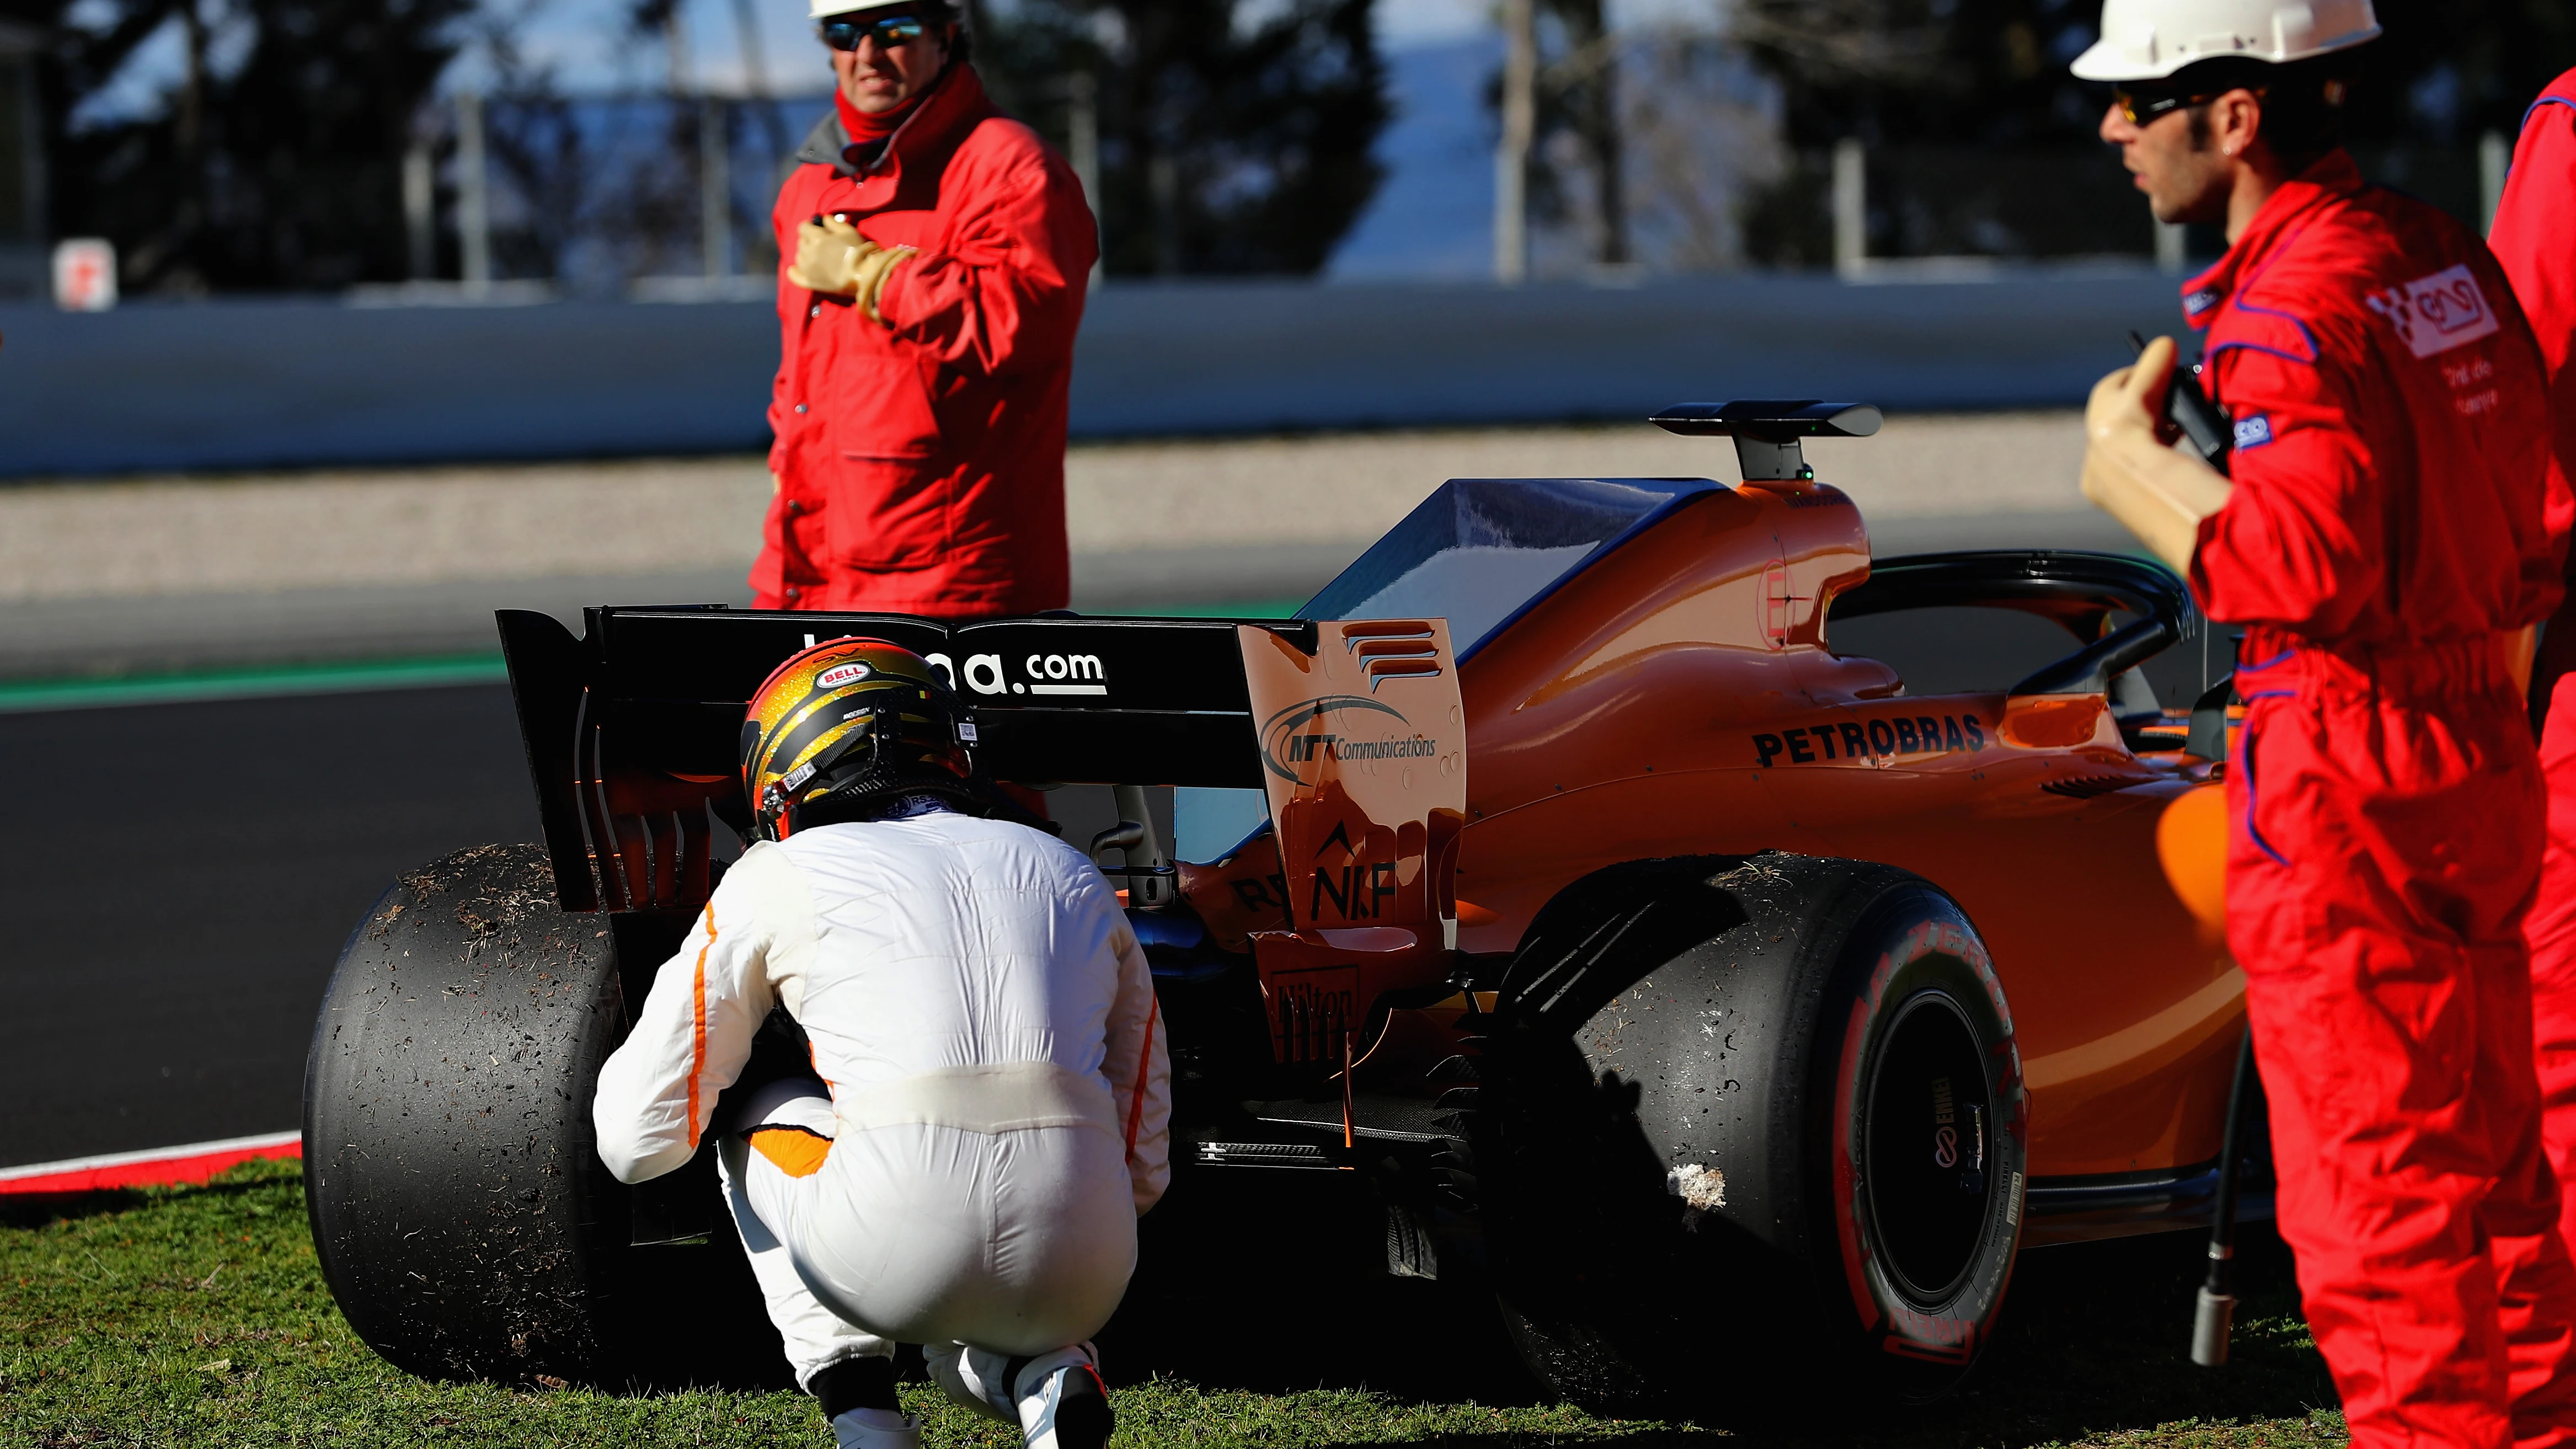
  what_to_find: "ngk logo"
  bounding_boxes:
[935,650,1109,698]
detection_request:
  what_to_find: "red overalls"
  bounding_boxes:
[2489,69,2576,1276]
[757,63,1098,617]
[2189,150,2576,1449]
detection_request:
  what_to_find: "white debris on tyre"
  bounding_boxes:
[1668,1163,1727,1223]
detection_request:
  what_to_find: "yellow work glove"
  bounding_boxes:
[2079,335,2234,575]
[788,214,870,295]
[848,242,916,325]
[787,215,915,325]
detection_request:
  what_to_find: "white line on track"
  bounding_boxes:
[0,1130,301,1185]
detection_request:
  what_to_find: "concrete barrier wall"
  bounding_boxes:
[0,272,2187,478]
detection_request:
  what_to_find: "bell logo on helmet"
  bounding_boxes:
[816,662,874,689]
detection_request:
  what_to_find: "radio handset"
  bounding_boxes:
[2129,330,2232,475]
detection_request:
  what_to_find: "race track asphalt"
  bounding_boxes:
[0,685,541,1169]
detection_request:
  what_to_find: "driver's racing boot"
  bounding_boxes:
[1013,1345,1113,1449]
[815,1356,918,1449]
[927,1342,1113,1449]
[829,1407,921,1449]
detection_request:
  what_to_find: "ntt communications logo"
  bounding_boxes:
[1260,696,1439,784]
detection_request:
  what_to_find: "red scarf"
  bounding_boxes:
[835,88,917,146]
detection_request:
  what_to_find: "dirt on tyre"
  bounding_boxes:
[1472,851,2027,1413]
[302,843,780,1387]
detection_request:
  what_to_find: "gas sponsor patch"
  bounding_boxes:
[2365,263,2501,359]
[1752,711,1987,768]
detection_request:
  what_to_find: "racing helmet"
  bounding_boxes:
[740,637,977,840]
[2070,0,2379,81]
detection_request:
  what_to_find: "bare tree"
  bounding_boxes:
[1726,0,1946,93]
[1535,0,1625,265]
[1618,23,1784,272]
[46,0,473,291]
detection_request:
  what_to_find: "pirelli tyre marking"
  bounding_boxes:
[1752,712,1988,769]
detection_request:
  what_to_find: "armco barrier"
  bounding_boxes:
[0,272,2186,478]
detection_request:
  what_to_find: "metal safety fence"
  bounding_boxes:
[1740,138,2508,279]
[359,89,836,304]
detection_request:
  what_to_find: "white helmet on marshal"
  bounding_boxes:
[2070,0,2381,82]
[808,0,933,23]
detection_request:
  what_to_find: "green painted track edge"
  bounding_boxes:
[0,600,1303,714]
[0,653,512,714]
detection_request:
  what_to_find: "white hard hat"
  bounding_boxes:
[2070,0,2380,82]
[809,0,931,22]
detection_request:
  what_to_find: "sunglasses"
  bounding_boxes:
[821,13,926,50]
[2114,83,2267,126]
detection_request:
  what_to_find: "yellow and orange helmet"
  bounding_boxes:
[740,638,976,840]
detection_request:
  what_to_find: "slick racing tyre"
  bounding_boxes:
[1473,852,2026,1413]
[302,844,778,1387]
[303,844,627,1382]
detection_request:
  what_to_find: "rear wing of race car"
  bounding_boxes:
[492,607,1467,981]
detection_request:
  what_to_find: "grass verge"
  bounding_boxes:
[1,1158,2344,1448]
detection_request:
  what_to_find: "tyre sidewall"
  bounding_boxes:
[1811,883,2025,1390]
[301,844,630,1382]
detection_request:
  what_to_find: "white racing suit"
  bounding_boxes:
[593,808,1170,1394]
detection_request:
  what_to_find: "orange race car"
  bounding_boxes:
[302,400,2248,1408]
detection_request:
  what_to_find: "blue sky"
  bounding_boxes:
[1326,35,1498,280]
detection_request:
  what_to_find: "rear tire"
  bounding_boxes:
[303,844,627,1381]
[302,843,782,1388]
[1475,852,2025,1413]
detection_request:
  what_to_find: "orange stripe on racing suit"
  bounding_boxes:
[686,903,715,1148]
[1126,993,1158,1165]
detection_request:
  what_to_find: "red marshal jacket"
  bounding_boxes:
[2185,151,2564,664]
[2488,69,2576,707]
[756,63,1097,617]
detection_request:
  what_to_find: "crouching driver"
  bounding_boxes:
[592,638,1168,1449]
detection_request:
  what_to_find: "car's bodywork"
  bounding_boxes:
[490,409,2242,1261]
